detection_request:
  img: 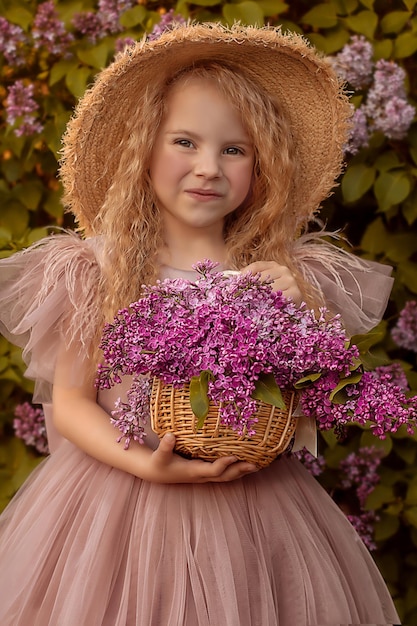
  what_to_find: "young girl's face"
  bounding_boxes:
[150,77,254,237]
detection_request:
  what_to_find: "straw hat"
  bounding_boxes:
[60,22,351,233]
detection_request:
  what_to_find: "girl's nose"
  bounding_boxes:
[194,150,222,178]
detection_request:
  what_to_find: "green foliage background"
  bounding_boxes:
[0,0,417,620]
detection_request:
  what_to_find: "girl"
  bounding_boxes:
[0,23,399,625]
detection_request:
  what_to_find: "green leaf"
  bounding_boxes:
[66,66,93,99]
[402,188,417,225]
[302,4,338,28]
[5,6,33,29]
[405,506,417,528]
[360,217,389,255]
[189,371,211,428]
[403,0,417,9]
[344,10,378,39]
[358,0,374,8]
[333,0,359,16]
[397,261,417,294]
[0,204,29,238]
[373,39,393,59]
[119,5,147,27]
[374,170,412,212]
[44,189,64,220]
[360,430,393,456]
[406,481,417,506]
[394,31,417,58]
[381,11,412,34]
[294,372,322,389]
[257,0,288,16]
[43,112,72,158]
[375,151,402,172]
[252,373,286,409]
[341,164,376,203]
[374,513,400,541]
[365,484,394,509]
[77,42,110,70]
[386,233,417,263]
[12,182,43,211]
[223,1,264,26]
[50,59,79,86]
[308,27,350,54]
[329,371,363,403]
[350,328,385,354]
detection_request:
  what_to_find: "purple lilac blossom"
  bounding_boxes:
[293,448,326,476]
[391,300,417,352]
[339,446,383,507]
[6,81,43,137]
[96,260,417,444]
[97,0,136,35]
[347,512,379,551]
[13,402,49,455]
[110,377,151,447]
[331,35,374,89]
[148,9,186,41]
[0,17,28,66]
[115,36,136,53]
[32,1,73,56]
[364,59,415,140]
[96,261,360,437]
[72,11,103,44]
[345,106,370,155]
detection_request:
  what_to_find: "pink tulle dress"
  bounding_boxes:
[0,234,400,625]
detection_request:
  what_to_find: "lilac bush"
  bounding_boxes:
[391,300,417,353]
[332,36,415,154]
[13,402,49,455]
[96,261,417,447]
[5,81,44,137]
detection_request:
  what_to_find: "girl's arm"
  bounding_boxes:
[52,343,258,484]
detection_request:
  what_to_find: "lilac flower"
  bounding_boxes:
[96,260,417,447]
[347,512,379,551]
[148,9,186,41]
[0,17,28,66]
[364,60,415,140]
[345,106,370,155]
[32,1,73,56]
[110,377,150,447]
[97,0,136,35]
[392,300,417,352]
[115,36,136,53]
[72,11,103,44]
[331,35,374,89]
[339,446,383,507]
[13,402,49,455]
[6,81,44,137]
[294,448,326,476]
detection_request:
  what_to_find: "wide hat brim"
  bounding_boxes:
[60,22,351,232]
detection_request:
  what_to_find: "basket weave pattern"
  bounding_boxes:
[150,378,298,468]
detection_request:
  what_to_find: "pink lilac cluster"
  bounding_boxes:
[72,0,136,43]
[293,448,326,476]
[96,260,361,440]
[391,300,417,353]
[331,35,374,89]
[13,402,49,455]
[0,17,28,66]
[6,81,43,137]
[301,364,417,439]
[340,446,384,551]
[110,377,151,448]
[148,9,186,41]
[332,36,415,154]
[32,1,73,56]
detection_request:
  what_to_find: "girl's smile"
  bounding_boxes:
[150,77,254,238]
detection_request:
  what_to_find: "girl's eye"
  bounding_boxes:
[174,139,194,148]
[224,146,244,155]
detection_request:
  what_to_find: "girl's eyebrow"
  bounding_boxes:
[165,129,252,146]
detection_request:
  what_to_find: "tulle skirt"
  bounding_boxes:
[0,441,399,625]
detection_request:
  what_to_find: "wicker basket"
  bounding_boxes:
[150,378,298,468]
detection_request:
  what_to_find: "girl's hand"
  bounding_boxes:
[149,433,259,483]
[242,261,303,304]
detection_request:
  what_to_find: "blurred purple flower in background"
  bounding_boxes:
[32,1,73,56]
[392,300,417,352]
[0,17,28,66]
[13,402,49,455]
[5,81,44,137]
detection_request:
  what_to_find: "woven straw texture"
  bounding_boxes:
[150,378,298,468]
[60,22,351,233]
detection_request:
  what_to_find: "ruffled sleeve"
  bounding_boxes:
[293,233,394,334]
[0,232,102,404]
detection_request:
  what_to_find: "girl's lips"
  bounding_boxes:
[185,189,223,201]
